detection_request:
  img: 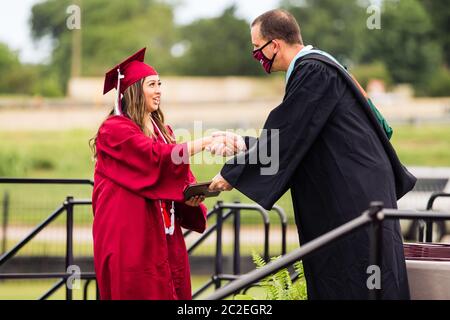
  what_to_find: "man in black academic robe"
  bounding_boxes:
[209,9,416,300]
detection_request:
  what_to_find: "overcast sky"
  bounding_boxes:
[0,0,280,64]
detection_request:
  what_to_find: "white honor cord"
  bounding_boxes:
[151,117,168,144]
[160,200,175,235]
[114,68,125,116]
[152,117,175,235]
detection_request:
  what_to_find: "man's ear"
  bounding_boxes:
[272,39,281,54]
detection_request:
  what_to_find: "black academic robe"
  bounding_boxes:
[221,54,417,300]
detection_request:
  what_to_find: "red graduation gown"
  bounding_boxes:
[92,115,207,300]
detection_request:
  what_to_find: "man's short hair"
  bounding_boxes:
[252,9,303,45]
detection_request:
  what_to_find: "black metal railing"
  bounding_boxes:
[0,196,97,300]
[2,191,9,254]
[0,178,288,300]
[2,178,449,301]
[0,178,96,300]
[0,178,94,186]
[423,192,450,242]
[186,201,287,299]
[205,202,450,300]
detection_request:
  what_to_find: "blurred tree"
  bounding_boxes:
[351,62,392,90]
[281,0,370,66]
[0,43,21,82]
[364,0,441,91]
[283,0,442,94]
[0,43,44,95]
[30,0,179,93]
[176,5,262,76]
[419,0,450,66]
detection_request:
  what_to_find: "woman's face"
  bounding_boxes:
[143,75,161,113]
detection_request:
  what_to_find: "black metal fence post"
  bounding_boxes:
[368,201,384,301]
[425,192,450,243]
[418,220,426,242]
[233,201,241,275]
[215,201,223,289]
[425,219,433,243]
[2,191,9,255]
[263,218,270,262]
[272,206,288,255]
[65,196,74,300]
[96,280,100,300]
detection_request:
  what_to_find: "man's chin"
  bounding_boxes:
[270,66,282,73]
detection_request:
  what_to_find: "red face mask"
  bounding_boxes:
[252,40,277,74]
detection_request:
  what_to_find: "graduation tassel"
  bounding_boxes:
[114,68,125,116]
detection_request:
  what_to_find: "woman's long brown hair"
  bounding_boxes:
[89,79,174,159]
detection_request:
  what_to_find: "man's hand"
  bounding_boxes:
[206,131,246,157]
[208,174,233,192]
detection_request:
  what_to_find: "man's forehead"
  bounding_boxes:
[251,24,264,45]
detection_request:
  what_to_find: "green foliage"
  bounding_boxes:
[32,76,64,97]
[235,252,307,300]
[0,130,96,178]
[0,150,56,177]
[177,5,262,76]
[417,67,450,97]
[0,43,21,75]
[30,0,179,92]
[283,0,445,96]
[419,0,450,66]
[350,62,392,90]
[0,41,65,96]
[282,0,370,65]
[364,0,441,91]
[0,43,37,95]
[0,151,29,176]
[1,0,449,96]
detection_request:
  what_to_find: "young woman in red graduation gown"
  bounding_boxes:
[91,48,214,300]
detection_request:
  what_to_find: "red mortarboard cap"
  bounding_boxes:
[103,48,158,115]
[103,47,158,95]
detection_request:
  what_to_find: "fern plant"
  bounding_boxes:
[234,252,308,300]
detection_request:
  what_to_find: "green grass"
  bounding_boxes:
[0,279,97,300]
[0,129,97,178]
[391,125,450,166]
[0,124,449,227]
[0,128,295,226]
[0,124,448,179]
[0,276,267,300]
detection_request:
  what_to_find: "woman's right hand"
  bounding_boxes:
[185,195,205,207]
[187,136,213,156]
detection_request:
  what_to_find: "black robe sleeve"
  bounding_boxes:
[221,61,344,210]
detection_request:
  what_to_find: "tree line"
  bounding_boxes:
[0,0,448,97]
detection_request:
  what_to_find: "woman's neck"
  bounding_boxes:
[145,115,155,137]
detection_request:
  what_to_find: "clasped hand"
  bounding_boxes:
[205,131,246,157]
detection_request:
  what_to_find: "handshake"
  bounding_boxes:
[205,131,247,157]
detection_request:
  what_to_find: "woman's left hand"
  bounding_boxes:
[185,195,205,207]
